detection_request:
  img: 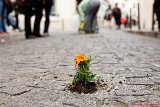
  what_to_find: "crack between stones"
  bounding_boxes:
[116,94,153,96]
[0,103,5,106]
[0,89,32,96]
[127,84,155,85]
[62,102,79,107]
[27,85,46,89]
[125,76,152,78]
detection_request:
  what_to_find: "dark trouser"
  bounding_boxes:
[156,12,160,30]
[114,15,121,27]
[15,11,19,29]
[44,6,52,33]
[84,0,100,32]
[24,7,33,38]
[34,5,43,36]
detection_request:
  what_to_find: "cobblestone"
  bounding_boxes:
[0,29,160,106]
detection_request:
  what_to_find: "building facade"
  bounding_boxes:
[51,0,76,17]
[138,0,154,30]
[51,0,155,30]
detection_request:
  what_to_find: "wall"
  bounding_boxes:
[55,0,76,18]
[139,0,154,30]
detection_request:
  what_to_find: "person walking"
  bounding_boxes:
[0,0,8,34]
[104,4,112,28]
[78,0,100,33]
[112,3,121,29]
[154,0,160,31]
[43,0,53,36]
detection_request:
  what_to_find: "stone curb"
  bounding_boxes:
[124,30,160,39]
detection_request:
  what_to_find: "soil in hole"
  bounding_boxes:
[69,82,97,94]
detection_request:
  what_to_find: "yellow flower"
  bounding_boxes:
[74,53,87,67]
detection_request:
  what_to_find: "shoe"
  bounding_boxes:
[85,29,94,34]
[44,33,49,37]
[94,29,99,33]
[36,34,44,38]
[26,35,36,39]
[18,28,24,32]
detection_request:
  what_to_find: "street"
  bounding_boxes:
[0,29,160,107]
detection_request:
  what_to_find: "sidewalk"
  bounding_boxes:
[0,29,160,107]
[124,28,160,39]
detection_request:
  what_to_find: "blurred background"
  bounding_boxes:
[1,0,159,33]
[5,0,158,30]
[42,0,156,31]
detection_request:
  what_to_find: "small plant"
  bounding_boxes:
[73,53,96,85]
[68,54,108,94]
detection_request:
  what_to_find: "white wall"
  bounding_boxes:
[55,0,76,18]
[139,0,154,30]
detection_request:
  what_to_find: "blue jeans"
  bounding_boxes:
[0,0,7,32]
[44,6,52,33]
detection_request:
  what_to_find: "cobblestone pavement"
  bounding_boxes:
[0,29,160,107]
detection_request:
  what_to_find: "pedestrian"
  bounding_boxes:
[154,0,160,31]
[43,0,53,36]
[112,3,121,29]
[78,0,100,33]
[0,0,8,34]
[104,4,112,28]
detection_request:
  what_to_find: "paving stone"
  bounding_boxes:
[126,78,155,85]
[115,85,152,96]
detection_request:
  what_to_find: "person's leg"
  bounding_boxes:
[117,16,121,29]
[84,0,100,33]
[25,8,32,39]
[8,16,17,29]
[156,13,160,31]
[84,1,95,33]
[92,16,99,33]
[158,20,160,31]
[44,6,51,34]
[114,16,120,29]
[2,4,7,32]
[15,11,19,29]
[34,5,43,37]
[78,3,85,31]
[91,0,100,32]
[0,1,3,32]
